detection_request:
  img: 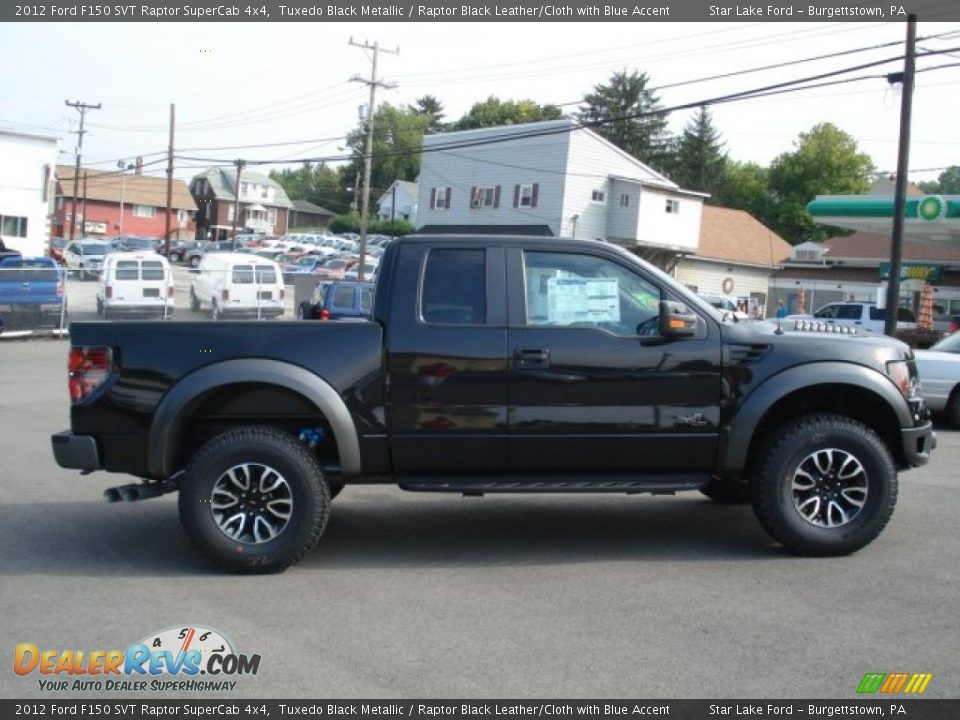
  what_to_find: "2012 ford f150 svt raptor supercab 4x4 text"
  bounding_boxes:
[52,236,936,572]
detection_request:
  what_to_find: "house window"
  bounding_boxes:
[261,186,270,199]
[619,194,630,207]
[665,199,680,214]
[177,209,188,224]
[267,208,277,225]
[56,198,64,211]
[432,187,450,210]
[241,183,249,196]
[591,190,606,204]
[0,215,28,238]
[471,186,499,209]
[517,183,538,208]
[227,204,235,221]
[133,205,155,218]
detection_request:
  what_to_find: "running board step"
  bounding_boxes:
[398,475,710,494]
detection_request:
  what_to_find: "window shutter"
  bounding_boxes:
[493,185,501,208]
[430,188,436,210]
[513,184,520,208]
[470,186,478,208]
[445,187,452,210]
[531,183,539,208]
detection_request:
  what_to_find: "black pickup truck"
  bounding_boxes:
[52,236,936,572]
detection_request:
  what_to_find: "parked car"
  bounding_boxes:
[97,252,175,319]
[342,262,379,281]
[190,252,285,319]
[162,240,203,264]
[787,302,916,334]
[297,280,374,320]
[48,237,67,264]
[114,235,158,253]
[184,240,235,268]
[314,257,350,279]
[283,256,328,274]
[52,235,936,572]
[0,256,65,329]
[700,294,748,320]
[63,239,111,280]
[914,331,960,426]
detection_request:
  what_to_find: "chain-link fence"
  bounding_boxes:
[1,260,308,337]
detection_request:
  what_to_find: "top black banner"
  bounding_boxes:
[5,0,960,23]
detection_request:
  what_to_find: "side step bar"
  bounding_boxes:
[398,475,710,495]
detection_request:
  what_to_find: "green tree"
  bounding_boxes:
[451,96,564,131]
[711,161,776,227]
[927,165,960,194]
[576,70,672,170]
[411,95,446,133]
[269,162,350,215]
[768,123,875,244]
[670,105,727,194]
[343,102,431,209]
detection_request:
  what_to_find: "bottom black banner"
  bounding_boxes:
[2,700,958,720]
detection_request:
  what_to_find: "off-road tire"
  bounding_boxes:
[751,413,897,556]
[179,427,330,573]
[700,477,751,504]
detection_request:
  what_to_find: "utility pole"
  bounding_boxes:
[884,14,917,338]
[390,183,396,223]
[231,159,245,249]
[81,170,88,235]
[349,38,398,281]
[164,103,175,256]
[117,160,127,235]
[65,100,101,240]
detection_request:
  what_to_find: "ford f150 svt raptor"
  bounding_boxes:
[52,236,936,572]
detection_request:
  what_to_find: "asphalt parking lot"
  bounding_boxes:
[1,339,958,700]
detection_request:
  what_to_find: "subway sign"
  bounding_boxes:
[878,262,943,283]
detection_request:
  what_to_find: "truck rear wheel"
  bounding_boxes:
[179,427,330,573]
[750,414,897,556]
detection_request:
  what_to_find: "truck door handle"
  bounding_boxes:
[514,348,550,369]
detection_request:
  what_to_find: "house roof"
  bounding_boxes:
[290,199,334,215]
[56,165,196,210]
[821,232,960,262]
[868,176,924,196]
[695,205,793,267]
[378,180,419,205]
[192,167,291,208]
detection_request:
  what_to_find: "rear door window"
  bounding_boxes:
[232,265,254,284]
[141,261,165,280]
[115,261,139,280]
[255,266,277,285]
[332,285,355,309]
[835,304,862,320]
[421,249,486,325]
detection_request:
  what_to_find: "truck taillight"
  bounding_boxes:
[319,308,331,320]
[68,346,113,403]
[280,288,285,301]
[105,285,113,299]
[222,289,230,301]
[168,285,175,297]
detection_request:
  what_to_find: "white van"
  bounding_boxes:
[97,252,175,318]
[190,252,285,320]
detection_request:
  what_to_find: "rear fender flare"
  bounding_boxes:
[723,362,911,472]
[148,358,361,478]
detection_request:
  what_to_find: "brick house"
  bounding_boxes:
[190,168,292,241]
[54,164,196,241]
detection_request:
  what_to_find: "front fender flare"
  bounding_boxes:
[722,362,911,472]
[147,358,362,479]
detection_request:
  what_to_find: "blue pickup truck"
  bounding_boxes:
[0,256,65,329]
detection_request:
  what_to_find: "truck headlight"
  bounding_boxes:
[887,360,920,399]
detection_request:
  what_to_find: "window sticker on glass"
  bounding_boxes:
[546,277,620,324]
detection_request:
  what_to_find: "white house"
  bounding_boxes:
[416,119,707,267]
[377,179,418,224]
[0,129,58,257]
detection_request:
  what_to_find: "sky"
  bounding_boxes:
[2,20,959,189]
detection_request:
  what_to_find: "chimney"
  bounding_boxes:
[135,156,143,175]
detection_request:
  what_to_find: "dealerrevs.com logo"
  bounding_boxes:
[14,626,260,692]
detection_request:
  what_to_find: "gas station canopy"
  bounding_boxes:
[807,194,960,243]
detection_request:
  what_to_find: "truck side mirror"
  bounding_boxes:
[659,300,698,338]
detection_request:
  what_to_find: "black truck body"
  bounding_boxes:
[52,236,936,571]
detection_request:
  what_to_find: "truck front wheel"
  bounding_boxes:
[750,414,897,556]
[179,427,330,572]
